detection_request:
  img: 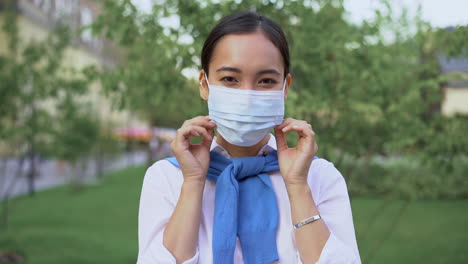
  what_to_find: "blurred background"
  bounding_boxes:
[0,0,467,263]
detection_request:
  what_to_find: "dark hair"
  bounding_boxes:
[201,11,290,78]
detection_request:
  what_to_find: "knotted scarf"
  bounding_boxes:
[166,149,280,264]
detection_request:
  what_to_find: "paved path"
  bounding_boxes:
[0,150,149,199]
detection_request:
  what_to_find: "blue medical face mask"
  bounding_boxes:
[205,73,286,147]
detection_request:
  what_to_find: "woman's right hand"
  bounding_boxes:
[170,116,216,184]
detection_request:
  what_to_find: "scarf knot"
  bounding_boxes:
[207,151,277,182]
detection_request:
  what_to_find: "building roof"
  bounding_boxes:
[438,55,468,88]
[438,26,468,88]
[439,56,468,74]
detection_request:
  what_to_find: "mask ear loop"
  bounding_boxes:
[204,72,216,128]
[204,72,210,87]
[282,77,287,93]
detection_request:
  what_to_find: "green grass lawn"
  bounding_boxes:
[1,166,467,264]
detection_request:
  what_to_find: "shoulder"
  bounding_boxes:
[146,159,180,175]
[138,160,185,218]
[310,158,342,177]
[308,158,348,201]
[142,159,184,192]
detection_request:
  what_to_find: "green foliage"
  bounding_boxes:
[170,0,454,158]
[87,0,467,198]
[0,6,109,167]
[420,115,468,172]
[436,25,468,57]
[50,97,99,163]
[0,22,72,157]
[341,153,468,199]
[89,0,205,127]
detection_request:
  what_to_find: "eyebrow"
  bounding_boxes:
[256,69,281,76]
[215,66,241,73]
[215,66,281,76]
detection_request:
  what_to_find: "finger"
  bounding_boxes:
[289,125,316,153]
[205,120,217,129]
[277,117,296,130]
[189,125,212,142]
[184,116,216,128]
[176,126,195,143]
[175,125,208,144]
[290,123,314,139]
[202,127,216,148]
[183,118,215,129]
[173,126,192,154]
[283,123,314,146]
[281,120,308,133]
[205,121,217,133]
[206,125,215,138]
[274,126,288,151]
[189,129,200,138]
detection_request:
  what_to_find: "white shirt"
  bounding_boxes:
[137,135,361,264]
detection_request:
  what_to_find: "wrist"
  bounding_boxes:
[286,183,320,220]
[285,181,310,198]
[285,177,308,190]
[182,179,206,192]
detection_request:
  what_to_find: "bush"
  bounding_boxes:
[340,155,468,199]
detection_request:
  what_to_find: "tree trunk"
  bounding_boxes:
[1,156,25,229]
[96,149,104,180]
[27,148,36,196]
[0,157,8,197]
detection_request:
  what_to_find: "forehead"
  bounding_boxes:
[209,31,284,74]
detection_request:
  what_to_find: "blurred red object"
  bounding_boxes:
[115,127,152,142]
[115,127,176,142]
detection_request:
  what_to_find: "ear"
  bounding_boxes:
[199,70,209,101]
[284,73,292,100]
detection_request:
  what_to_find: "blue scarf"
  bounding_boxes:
[166,150,281,264]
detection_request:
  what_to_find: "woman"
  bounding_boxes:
[137,11,361,264]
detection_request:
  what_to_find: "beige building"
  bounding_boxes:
[0,0,144,130]
[439,56,468,116]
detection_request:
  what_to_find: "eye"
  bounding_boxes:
[259,78,278,85]
[220,76,238,83]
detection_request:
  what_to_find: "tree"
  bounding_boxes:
[0,4,73,197]
[50,92,100,191]
[89,0,206,166]
[89,0,467,197]
[90,0,205,128]
[0,2,100,227]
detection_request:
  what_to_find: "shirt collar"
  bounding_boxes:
[210,133,277,159]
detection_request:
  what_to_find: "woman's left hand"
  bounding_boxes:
[274,118,318,187]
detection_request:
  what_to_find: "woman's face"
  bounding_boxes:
[199,31,291,100]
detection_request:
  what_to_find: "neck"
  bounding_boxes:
[216,133,270,158]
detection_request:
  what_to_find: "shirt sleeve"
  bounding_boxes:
[137,161,200,264]
[296,159,362,264]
